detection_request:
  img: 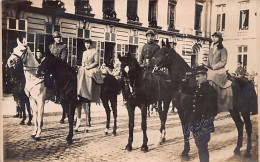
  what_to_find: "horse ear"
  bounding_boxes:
[17,38,22,46]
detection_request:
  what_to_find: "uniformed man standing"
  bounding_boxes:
[235,61,247,78]
[49,31,68,63]
[182,65,218,162]
[139,29,160,68]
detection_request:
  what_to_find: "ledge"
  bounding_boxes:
[75,11,95,17]
[148,25,162,30]
[127,20,142,26]
[168,27,180,33]
[103,17,120,22]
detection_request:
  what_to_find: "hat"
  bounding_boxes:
[212,31,222,38]
[84,38,92,45]
[52,31,62,38]
[146,29,155,37]
[193,65,208,75]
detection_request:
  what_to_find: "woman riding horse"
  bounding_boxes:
[75,38,103,132]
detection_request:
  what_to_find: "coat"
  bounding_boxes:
[139,42,160,67]
[207,46,231,88]
[182,81,218,133]
[77,48,103,102]
[49,42,68,62]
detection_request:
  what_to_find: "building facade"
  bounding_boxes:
[210,0,260,75]
[2,0,212,92]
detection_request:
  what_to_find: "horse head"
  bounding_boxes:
[148,46,171,69]
[118,54,141,80]
[7,38,39,70]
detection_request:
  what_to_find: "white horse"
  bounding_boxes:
[7,38,55,140]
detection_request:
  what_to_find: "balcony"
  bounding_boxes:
[127,13,142,26]
[75,1,94,17]
[42,0,66,14]
[148,17,162,29]
[103,7,120,22]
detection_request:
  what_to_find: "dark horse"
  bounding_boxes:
[6,61,32,125]
[37,53,78,144]
[119,52,173,152]
[150,46,258,157]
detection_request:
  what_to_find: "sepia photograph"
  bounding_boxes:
[0,0,259,161]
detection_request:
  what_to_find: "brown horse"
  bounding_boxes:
[119,53,173,152]
[150,46,258,158]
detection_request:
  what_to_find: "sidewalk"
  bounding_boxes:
[1,93,130,117]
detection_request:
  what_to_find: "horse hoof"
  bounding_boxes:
[160,137,166,143]
[244,150,251,157]
[84,129,89,133]
[31,135,36,139]
[20,121,25,125]
[27,121,32,126]
[67,139,72,145]
[34,137,40,141]
[105,132,108,135]
[181,149,189,158]
[60,120,65,124]
[234,147,241,155]
[74,129,79,133]
[141,145,148,152]
[125,145,133,152]
[112,131,117,136]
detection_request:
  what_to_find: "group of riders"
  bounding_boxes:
[8,28,257,162]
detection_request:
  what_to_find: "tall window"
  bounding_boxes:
[168,0,176,29]
[194,2,203,31]
[103,0,116,18]
[216,5,226,31]
[148,0,158,27]
[239,10,249,30]
[127,0,138,21]
[75,0,92,14]
[238,45,248,67]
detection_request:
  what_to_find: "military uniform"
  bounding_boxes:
[235,66,247,77]
[182,66,218,162]
[49,42,67,62]
[139,29,160,67]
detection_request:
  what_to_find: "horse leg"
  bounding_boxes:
[60,99,67,124]
[125,102,135,151]
[101,96,111,135]
[83,102,90,133]
[31,101,38,138]
[20,100,26,125]
[111,94,117,136]
[147,105,150,117]
[25,96,32,125]
[241,111,252,157]
[35,99,45,141]
[178,109,191,158]
[141,105,148,152]
[74,104,82,132]
[88,102,91,127]
[66,102,76,144]
[229,109,244,155]
[159,100,170,144]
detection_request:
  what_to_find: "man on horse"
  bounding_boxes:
[48,31,68,63]
[139,29,160,68]
[182,65,218,162]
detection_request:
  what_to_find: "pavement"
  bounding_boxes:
[1,94,259,162]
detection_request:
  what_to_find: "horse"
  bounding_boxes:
[36,51,78,144]
[6,61,32,125]
[7,39,55,141]
[74,73,121,136]
[119,53,173,152]
[150,46,258,158]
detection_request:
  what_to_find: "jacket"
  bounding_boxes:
[139,42,160,67]
[49,42,68,62]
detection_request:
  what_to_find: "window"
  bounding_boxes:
[239,10,249,30]
[194,2,203,31]
[75,0,92,14]
[45,23,60,34]
[168,0,176,29]
[8,17,26,31]
[148,0,158,27]
[77,28,90,39]
[103,0,116,18]
[127,0,139,21]
[238,45,248,67]
[216,5,226,31]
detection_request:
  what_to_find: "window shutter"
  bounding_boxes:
[105,32,110,41]
[111,33,116,42]
[129,36,133,44]
[216,14,221,31]
[222,13,225,30]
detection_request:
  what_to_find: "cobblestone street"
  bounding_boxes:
[2,95,259,162]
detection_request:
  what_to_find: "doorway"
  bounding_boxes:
[105,42,115,69]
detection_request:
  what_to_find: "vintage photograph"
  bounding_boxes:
[1,0,259,161]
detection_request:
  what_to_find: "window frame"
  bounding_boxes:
[237,45,248,67]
